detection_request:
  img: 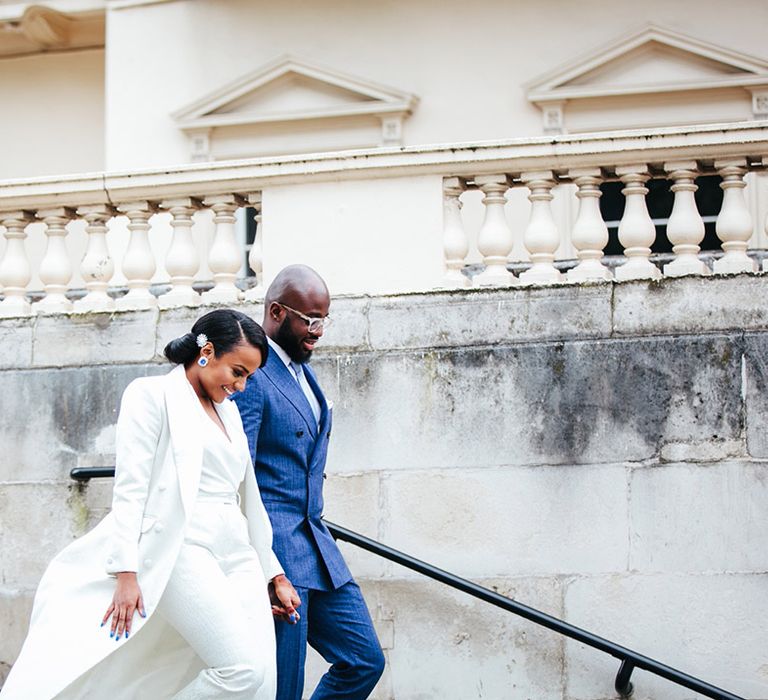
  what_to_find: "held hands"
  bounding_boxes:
[101,572,146,641]
[269,574,301,624]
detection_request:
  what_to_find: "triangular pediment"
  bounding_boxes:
[172,55,418,129]
[527,24,768,102]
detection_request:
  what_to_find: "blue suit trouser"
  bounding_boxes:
[274,580,385,700]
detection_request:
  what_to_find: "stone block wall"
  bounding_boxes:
[1,275,767,698]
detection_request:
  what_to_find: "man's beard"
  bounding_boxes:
[275,317,313,363]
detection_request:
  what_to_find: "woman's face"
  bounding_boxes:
[198,341,263,403]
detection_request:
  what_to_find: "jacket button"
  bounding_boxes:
[296,430,304,437]
[107,557,114,565]
[154,522,164,533]
[143,559,153,568]
[158,482,167,492]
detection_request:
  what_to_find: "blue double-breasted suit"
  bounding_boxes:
[234,343,384,700]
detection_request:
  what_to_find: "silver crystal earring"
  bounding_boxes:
[198,356,208,367]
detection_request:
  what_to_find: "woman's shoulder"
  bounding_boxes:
[120,370,171,406]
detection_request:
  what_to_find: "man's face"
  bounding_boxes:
[273,289,330,363]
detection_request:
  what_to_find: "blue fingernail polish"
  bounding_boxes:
[109,630,114,638]
[125,631,129,639]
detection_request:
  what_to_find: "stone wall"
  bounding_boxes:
[1,275,767,698]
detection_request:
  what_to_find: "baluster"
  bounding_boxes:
[202,194,246,303]
[157,197,202,309]
[244,193,265,301]
[73,205,116,312]
[442,177,470,287]
[764,205,768,272]
[713,159,757,274]
[663,162,709,277]
[614,165,661,281]
[0,211,35,317]
[32,207,76,314]
[115,201,158,311]
[567,168,612,281]
[519,171,562,284]
[473,174,517,286]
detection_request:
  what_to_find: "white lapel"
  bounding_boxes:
[216,397,251,460]
[163,364,203,516]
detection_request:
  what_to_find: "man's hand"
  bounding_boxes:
[269,574,301,624]
[102,572,146,640]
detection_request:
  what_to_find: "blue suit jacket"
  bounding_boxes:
[234,349,352,590]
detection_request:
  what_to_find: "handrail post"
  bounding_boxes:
[615,659,635,697]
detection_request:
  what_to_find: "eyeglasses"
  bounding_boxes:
[277,303,331,334]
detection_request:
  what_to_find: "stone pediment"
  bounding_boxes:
[526,25,768,132]
[172,55,418,158]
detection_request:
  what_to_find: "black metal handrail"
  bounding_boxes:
[70,467,745,700]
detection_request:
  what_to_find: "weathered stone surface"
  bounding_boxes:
[33,310,158,366]
[744,333,768,458]
[1,285,766,699]
[307,576,566,699]
[659,438,745,462]
[368,284,612,351]
[0,483,92,586]
[321,472,387,578]
[364,577,563,700]
[613,274,768,337]
[0,588,34,684]
[0,363,162,481]
[630,462,768,573]
[316,295,371,353]
[330,335,743,471]
[382,466,629,577]
[0,320,33,369]
[81,477,114,530]
[564,573,768,700]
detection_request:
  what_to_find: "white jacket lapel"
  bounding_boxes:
[163,364,203,516]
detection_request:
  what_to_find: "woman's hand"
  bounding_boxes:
[269,574,301,624]
[101,572,146,640]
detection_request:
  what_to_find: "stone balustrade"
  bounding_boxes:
[443,153,768,288]
[0,121,767,313]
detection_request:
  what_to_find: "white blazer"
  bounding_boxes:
[1,364,283,700]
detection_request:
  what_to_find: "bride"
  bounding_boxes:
[1,308,300,699]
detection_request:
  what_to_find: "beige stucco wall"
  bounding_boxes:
[103,0,768,170]
[0,48,104,178]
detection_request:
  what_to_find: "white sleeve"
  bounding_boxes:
[105,378,163,575]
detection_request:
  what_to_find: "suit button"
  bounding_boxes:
[143,559,153,568]
[107,557,114,565]
[296,430,304,437]
[154,522,164,533]
[158,482,167,492]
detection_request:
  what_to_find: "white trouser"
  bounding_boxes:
[156,501,276,700]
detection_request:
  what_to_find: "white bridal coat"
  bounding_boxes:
[1,364,284,700]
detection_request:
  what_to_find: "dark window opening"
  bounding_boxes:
[244,206,258,276]
[599,174,723,256]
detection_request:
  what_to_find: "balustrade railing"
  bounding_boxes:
[442,154,768,288]
[0,121,766,314]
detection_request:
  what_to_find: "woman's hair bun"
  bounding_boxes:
[163,332,199,365]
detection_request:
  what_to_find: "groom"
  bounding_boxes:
[234,265,385,700]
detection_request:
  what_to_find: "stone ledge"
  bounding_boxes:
[6,274,767,367]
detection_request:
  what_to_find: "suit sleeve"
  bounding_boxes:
[230,391,285,581]
[232,378,264,463]
[105,378,163,575]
